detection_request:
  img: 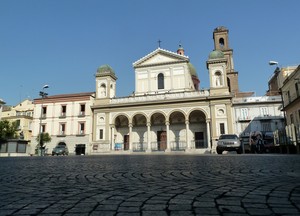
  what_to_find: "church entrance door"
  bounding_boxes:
[124,135,129,150]
[195,132,204,148]
[157,131,167,151]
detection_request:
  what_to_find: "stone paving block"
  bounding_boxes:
[246,207,273,215]
[216,198,241,205]
[120,201,143,207]
[194,207,220,215]
[95,204,119,211]
[115,212,140,216]
[117,206,140,212]
[193,201,216,207]
[142,210,168,216]
[272,207,300,214]
[169,210,194,216]
[169,198,193,204]
[89,211,116,216]
[219,205,246,213]
[142,204,167,211]
[168,204,192,211]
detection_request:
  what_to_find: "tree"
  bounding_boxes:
[36,132,52,149]
[0,120,18,143]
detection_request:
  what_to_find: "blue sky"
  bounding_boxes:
[1,0,299,105]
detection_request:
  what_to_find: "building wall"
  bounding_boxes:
[31,93,93,155]
[1,99,34,147]
[233,96,285,136]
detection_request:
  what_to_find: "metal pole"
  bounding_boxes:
[38,85,48,156]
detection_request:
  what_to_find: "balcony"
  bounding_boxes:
[78,111,85,117]
[57,131,66,137]
[76,130,85,137]
[110,90,210,104]
[59,113,66,118]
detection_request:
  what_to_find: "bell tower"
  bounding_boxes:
[95,65,117,102]
[213,26,239,95]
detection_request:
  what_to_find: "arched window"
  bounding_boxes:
[100,84,106,96]
[158,73,164,89]
[215,71,223,86]
[219,38,225,49]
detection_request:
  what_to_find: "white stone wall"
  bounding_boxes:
[31,98,92,155]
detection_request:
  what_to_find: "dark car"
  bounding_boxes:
[216,134,242,154]
[52,144,69,156]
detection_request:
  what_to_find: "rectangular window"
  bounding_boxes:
[287,91,291,103]
[241,108,249,119]
[80,104,86,116]
[0,143,7,153]
[41,124,46,133]
[220,123,225,135]
[16,120,21,130]
[17,143,26,153]
[60,123,66,135]
[7,143,17,153]
[99,129,103,140]
[296,83,299,97]
[61,105,67,117]
[42,106,47,118]
[290,114,294,124]
[79,123,85,134]
[260,107,268,116]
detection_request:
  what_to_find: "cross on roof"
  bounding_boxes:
[158,39,161,48]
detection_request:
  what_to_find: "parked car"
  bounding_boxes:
[216,134,242,154]
[52,144,69,156]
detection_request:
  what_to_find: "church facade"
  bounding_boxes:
[91,26,238,154]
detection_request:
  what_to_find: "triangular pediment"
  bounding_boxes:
[133,48,189,68]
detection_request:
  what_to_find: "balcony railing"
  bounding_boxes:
[170,141,186,151]
[110,90,210,104]
[191,140,208,149]
[132,142,147,152]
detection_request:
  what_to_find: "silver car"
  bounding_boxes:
[216,134,242,154]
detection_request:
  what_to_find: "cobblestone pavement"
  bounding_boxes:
[0,154,300,216]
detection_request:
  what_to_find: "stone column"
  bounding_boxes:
[166,121,170,151]
[111,125,115,151]
[147,122,151,152]
[129,123,133,151]
[185,120,190,149]
[206,120,211,152]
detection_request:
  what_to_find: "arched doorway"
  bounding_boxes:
[132,114,147,151]
[189,110,208,149]
[115,115,129,150]
[169,111,186,151]
[151,112,166,151]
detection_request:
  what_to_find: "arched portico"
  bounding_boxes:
[114,114,129,150]
[188,109,209,150]
[150,112,167,151]
[132,113,147,151]
[169,111,186,150]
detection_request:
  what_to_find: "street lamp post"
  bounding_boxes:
[38,85,49,156]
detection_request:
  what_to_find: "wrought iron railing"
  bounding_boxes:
[170,141,186,151]
[132,142,147,152]
[191,140,208,149]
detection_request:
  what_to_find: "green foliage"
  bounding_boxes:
[36,132,52,148]
[0,120,18,142]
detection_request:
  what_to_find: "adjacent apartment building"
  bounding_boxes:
[31,92,94,155]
